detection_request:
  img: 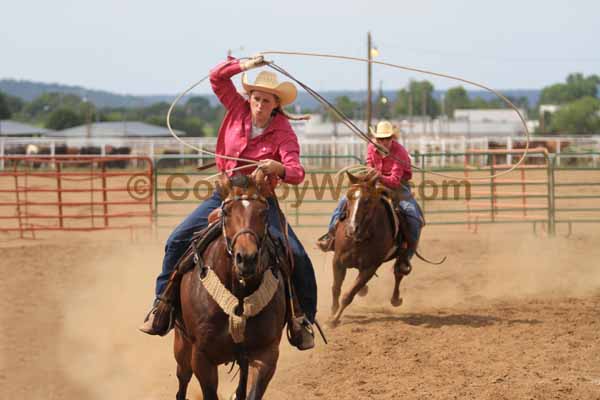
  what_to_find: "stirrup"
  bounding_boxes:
[287,315,315,350]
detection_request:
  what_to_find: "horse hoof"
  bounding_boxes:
[358,285,368,297]
[390,297,403,307]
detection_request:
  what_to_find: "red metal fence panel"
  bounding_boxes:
[0,155,153,238]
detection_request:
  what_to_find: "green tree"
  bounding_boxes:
[443,86,470,117]
[334,95,359,119]
[185,96,219,121]
[0,92,24,117]
[548,97,600,134]
[393,80,440,118]
[393,88,411,116]
[0,92,11,119]
[24,92,84,118]
[539,73,600,105]
[46,108,84,130]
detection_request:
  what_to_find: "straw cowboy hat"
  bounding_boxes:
[369,120,398,138]
[242,71,298,106]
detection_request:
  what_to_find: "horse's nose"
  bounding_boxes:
[235,251,258,277]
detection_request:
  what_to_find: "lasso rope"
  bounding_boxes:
[166,50,531,182]
[165,69,260,177]
[261,50,531,181]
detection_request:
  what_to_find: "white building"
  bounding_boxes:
[46,121,186,146]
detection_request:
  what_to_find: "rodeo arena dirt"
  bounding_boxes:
[1,143,600,400]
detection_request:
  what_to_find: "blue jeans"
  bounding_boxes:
[327,196,348,231]
[327,185,423,260]
[397,187,423,259]
[155,191,318,322]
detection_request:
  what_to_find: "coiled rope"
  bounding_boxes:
[166,51,531,182]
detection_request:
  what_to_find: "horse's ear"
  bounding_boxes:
[215,173,231,198]
[346,171,360,185]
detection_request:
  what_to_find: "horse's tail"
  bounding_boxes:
[415,249,447,265]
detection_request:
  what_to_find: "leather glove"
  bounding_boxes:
[258,159,285,178]
[241,55,270,71]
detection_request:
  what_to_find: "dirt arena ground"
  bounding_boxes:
[2,221,600,399]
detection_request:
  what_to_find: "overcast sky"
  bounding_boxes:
[2,0,598,95]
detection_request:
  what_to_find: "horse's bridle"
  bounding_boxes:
[220,193,269,259]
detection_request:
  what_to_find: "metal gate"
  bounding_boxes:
[0,155,153,238]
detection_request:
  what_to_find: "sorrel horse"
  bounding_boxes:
[174,171,287,400]
[329,171,409,325]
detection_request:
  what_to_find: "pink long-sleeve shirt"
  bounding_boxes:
[209,58,305,186]
[366,140,412,189]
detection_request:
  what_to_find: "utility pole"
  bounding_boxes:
[366,31,373,132]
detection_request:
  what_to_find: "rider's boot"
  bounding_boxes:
[316,226,336,252]
[288,314,315,350]
[393,252,412,275]
[394,238,417,275]
[139,297,176,336]
[139,278,178,336]
[286,290,315,350]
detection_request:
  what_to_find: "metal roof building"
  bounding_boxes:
[47,121,185,138]
[0,120,54,136]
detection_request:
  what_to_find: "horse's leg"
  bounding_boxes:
[191,347,219,400]
[332,266,377,324]
[174,329,193,400]
[233,357,249,400]
[245,343,280,400]
[391,260,406,307]
[358,284,369,297]
[330,256,347,317]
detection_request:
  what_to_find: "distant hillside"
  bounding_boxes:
[0,79,540,110]
[0,79,181,108]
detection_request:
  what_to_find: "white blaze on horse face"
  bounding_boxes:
[350,190,361,231]
[241,200,250,208]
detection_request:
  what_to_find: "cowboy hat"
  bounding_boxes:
[369,120,398,138]
[242,71,297,106]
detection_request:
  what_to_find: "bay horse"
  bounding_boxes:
[174,171,287,400]
[329,171,410,325]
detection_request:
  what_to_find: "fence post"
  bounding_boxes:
[441,139,446,168]
[56,162,64,229]
[547,155,556,236]
[0,139,4,171]
[420,153,426,215]
[490,155,496,222]
[101,162,109,227]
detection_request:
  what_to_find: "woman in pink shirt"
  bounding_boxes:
[140,56,316,350]
[317,121,423,269]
